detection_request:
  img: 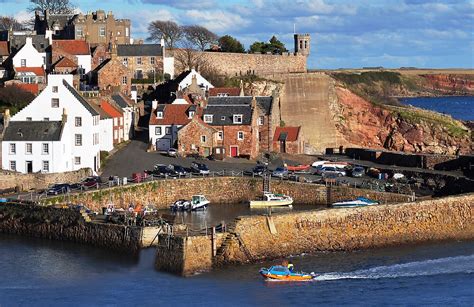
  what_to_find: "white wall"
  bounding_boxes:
[163,56,175,79]
[76,54,92,74]
[12,37,46,68]
[99,118,113,152]
[149,124,181,151]
[178,68,213,91]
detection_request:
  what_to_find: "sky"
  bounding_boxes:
[1,0,473,69]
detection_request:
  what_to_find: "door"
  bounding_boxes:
[26,161,33,173]
[203,147,210,157]
[280,140,286,153]
[156,138,171,151]
[230,146,238,157]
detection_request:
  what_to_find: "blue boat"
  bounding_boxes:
[330,197,379,208]
[259,265,317,281]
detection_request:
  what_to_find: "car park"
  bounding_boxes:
[46,183,71,195]
[191,162,210,175]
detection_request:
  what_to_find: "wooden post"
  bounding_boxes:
[211,226,216,257]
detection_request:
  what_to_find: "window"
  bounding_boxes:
[122,76,127,85]
[136,57,142,65]
[237,131,244,140]
[201,135,206,143]
[114,130,118,140]
[258,116,264,126]
[9,161,16,171]
[76,27,83,36]
[42,161,49,172]
[217,131,223,140]
[42,56,46,65]
[221,116,226,121]
[119,118,123,125]
[52,86,58,93]
[150,57,155,65]
[9,143,16,154]
[233,114,243,124]
[75,134,82,146]
[135,69,143,79]
[25,143,32,154]
[75,117,82,127]
[51,98,59,108]
[215,148,221,154]
[125,27,129,37]
[188,111,195,118]
[21,59,26,67]
[99,26,106,37]
[93,133,99,145]
[43,117,49,121]
[157,111,163,119]
[122,58,128,66]
[117,31,121,35]
[42,143,49,154]
[26,117,32,121]
[204,115,213,123]
[113,118,118,126]
[155,127,162,135]
[74,157,81,165]
[165,127,171,135]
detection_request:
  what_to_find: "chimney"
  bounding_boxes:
[239,80,244,96]
[61,108,67,124]
[25,37,33,46]
[251,95,257,109]
[111,43,117,59]
[151,100,158,111]
[4,109,10,129]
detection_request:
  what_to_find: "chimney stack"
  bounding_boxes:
[61,108,67,124]
[4,109,10,130]
[239,80,244,96]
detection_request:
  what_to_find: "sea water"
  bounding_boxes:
[399,96,474,121]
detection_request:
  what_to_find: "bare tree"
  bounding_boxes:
[0,16,25,31]
[174,41,210,72]
[29,0,76,14]
[147,20,183,49]
[182,25,218,51]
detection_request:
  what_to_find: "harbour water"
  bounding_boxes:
[1,234,472,306]
[399,96,474,121]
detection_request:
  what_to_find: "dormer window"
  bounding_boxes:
[233,114,243,124]
[157,111,163,119]
[221,116,226,121]
[189,111,195,119]
[204,115,213,123]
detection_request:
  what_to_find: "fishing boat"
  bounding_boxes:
[330,196,379,208]
[259,266,316,281]
[189,195,210,211]
[170,199,191,211]
[250,192,293,208]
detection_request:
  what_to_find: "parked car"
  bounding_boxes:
[191,162,210,175]
[72,176,102,189]
[155,164,179,177]
[350,166,365,178]
[46,183,71,195]
[167,148,178,157]
[168,164,187,176]
[246,165,267,176]
[272,167,289,178]
[318,166,346,177]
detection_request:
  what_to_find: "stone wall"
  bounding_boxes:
[0,168,92,191]
[0,203,141,253]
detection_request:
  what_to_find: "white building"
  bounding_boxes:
[177,68,214,92]
[111,93,137,141]
[4,74,101,173]
[12,37,47,69]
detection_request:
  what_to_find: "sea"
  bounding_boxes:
[399,96,474,121]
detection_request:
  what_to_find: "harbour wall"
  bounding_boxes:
[155,193,474,275]
[44,177,412,211]
[0,203,142,253]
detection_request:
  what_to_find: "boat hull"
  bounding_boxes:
[260,272,314,281]
[250,200,293,208]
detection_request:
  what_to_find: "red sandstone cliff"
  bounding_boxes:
[420,74,474,96]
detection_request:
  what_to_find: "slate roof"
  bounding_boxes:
[62,79,99,116]
[117,44,162,57]
[202,105,252,126]
[3,121,64,141]
[273,126,300,142]
[208,87,240,97]
[207,96,273,115]
[256,97,273,115]
[53,40,90,55]
[111,94,133,109]
[10,35,50,53]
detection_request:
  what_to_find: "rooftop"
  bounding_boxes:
[62,79,99,116]
[52,40,90,55]
[203,105,252,126]
[149,104,197,126]
[274,126,300,142]
[117,44,162,57]
[208,87,240,97]
[3,121,64,141]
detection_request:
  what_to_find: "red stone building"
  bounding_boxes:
[92,50,131,95]
[91,44,110,70]
[177,117,215,157]
[273,126,305,154]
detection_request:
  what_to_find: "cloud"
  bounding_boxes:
[184,9,249,33]
[138,0,215,9]
[123,9,174,39]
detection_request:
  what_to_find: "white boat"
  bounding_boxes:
[330,197,379,208]
[170,199,191,211]
[250,192,294,208]
[189,195,210,211]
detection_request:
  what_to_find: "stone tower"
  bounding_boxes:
[294,34,311,56]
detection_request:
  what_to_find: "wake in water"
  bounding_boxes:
[314,254,474,281]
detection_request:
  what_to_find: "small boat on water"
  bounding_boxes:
[170,199,191,211]
[250,192,293,208]
[260,266,317,281]
[330,197,379,208]
[170,195,210,211]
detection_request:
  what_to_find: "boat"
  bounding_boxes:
[259,265,316,281]
[287,164,310,172]
[250,192,293,208]
[170,199,191,211]
[330,197,379,208]
[189,195,210,211]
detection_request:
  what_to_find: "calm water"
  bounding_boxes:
[1,234,473,306]
[399,96,474,121]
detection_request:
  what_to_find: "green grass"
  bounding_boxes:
[332,71,402,85]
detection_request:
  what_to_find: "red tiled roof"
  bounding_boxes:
[273,126,300,142]
[15,83,39,95]
[54,57,78,68]
[209,87,240,97]
[15,67,45,76]
[53,40,90,55]
[100,100,123,118]
[150,104,199,126]
[0,41,9,56]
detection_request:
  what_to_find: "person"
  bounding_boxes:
[287,261,294,272]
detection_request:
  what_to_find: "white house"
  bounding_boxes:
[177,68,214,92]
[12,37,47,69]
[148,99,197,151]
[6,74,101,173]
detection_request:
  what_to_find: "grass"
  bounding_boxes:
[332,71,402,85]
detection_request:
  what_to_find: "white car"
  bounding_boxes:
[167,148,178,157]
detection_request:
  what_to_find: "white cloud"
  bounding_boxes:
[123,9,174,39]
[14,10,30,23]
[184,10,249,33]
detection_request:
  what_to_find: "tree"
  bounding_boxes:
[218,35,245,53]
[174,41,210,73]
[182,25,218,51]
[269,35,287,53]
[28,0,76,14]
[0,85,35,115]
[0,16,25,31]
[249,41,265,53]
[249,35,287,54]
[147,20,183,49]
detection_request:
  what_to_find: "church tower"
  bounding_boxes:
[294,34,311,56]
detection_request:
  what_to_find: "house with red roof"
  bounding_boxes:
[272,126,305,154]
[99,100,124,144]
[51,40,91,75]
[7,66,46,94]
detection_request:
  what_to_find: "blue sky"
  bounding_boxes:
[1,0,473,69]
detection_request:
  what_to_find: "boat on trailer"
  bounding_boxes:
[259,266,317,281]
[250,192,293,208]
[330,197,379,208]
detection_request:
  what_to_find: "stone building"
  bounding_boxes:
[273,126,304,154]
[117,44,164,80]
[91,44,110,70]
[177,117,215,157]
[34,10,131,46]
[92,47,131,95]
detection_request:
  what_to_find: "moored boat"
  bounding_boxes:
[259,266,316,281]
[170,199,191,211]
[189,195,210,211]
[250,192,293,208]
[330,196,379,208]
